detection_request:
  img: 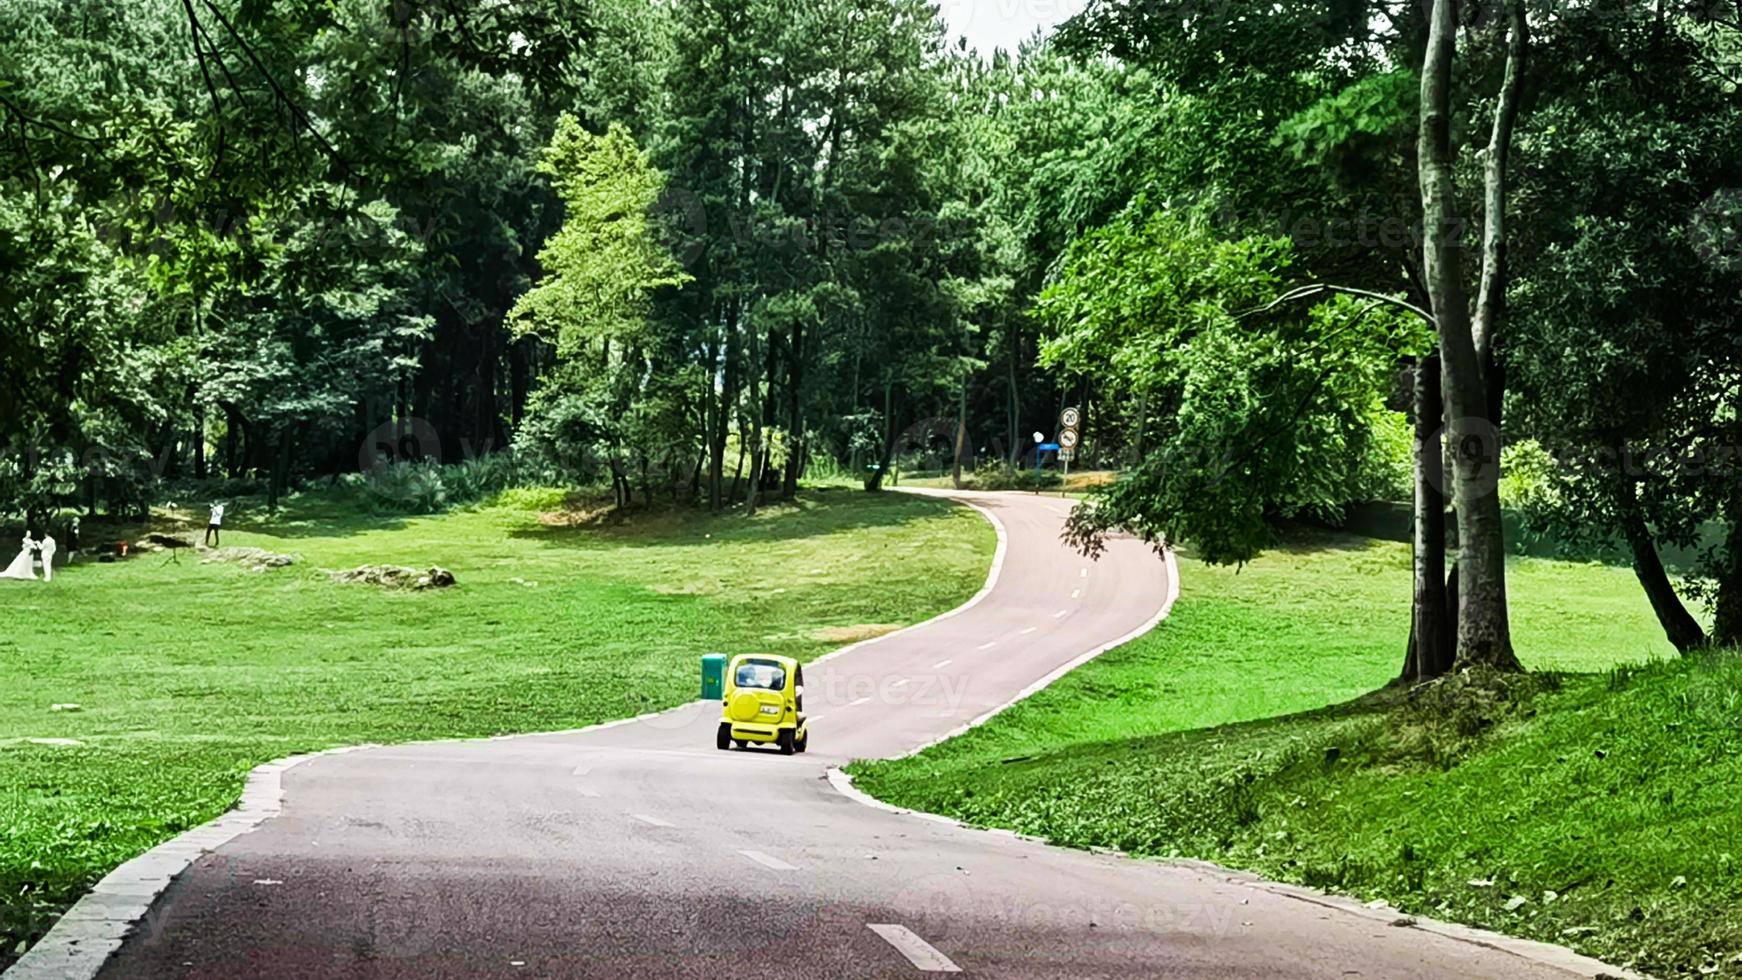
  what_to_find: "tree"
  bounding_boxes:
[509,117,691,506]
[1044,207,1425,564]
[1417,0,1527,670]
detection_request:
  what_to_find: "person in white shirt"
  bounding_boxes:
[36,535,55,582]
[205,503,225,547]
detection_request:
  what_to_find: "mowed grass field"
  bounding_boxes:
[852,532,1742,980]
[0,488,994,963]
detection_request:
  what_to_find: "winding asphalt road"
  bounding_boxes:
[29,490,1620,978]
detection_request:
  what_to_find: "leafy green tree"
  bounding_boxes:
[1042,206,1424,564]
[510,117,692,506]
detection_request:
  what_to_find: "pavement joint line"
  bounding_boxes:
[4,490,1015,980]
[866,924,962,973]
[737,849,799,871]
[632,814,675,828]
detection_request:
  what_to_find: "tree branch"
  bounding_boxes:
[195,0,346,171]
[1473,0,1527,363]
[1241,282,1436,326]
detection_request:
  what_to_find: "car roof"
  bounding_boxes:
[729,653,799,670]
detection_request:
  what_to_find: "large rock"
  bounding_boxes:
[329,565,457,590]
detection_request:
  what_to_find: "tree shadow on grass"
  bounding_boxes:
[202,489,418,541]
[504,489,970,551]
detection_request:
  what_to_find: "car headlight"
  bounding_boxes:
[759,704,781,715]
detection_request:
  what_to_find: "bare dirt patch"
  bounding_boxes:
[811,623,900,643]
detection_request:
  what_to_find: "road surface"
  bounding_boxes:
[63,491,1607,978]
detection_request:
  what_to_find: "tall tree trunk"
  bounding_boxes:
[1617,474,1705,653]
[712,304,739,512]
[866,382,898,491]
[1418,0,1524,671]
[1402,355,1454,682]
[747,321,780,515]
[781,319,804,499]
[193,401,208,481]
[952,381,969,489]
[1005,335,1022,468]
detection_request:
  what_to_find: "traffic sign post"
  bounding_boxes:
[1057,407,1081,493]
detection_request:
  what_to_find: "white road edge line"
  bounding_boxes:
[867,924,962,973]
[632,814,674,828]
[738,849,799,871]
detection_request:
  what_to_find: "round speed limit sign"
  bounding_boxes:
[1060,407,1080,428]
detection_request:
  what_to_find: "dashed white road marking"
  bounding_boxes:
[890,679,909,688]
[632,814,674,828]
[976,641,996,650]
[575,786,600,798]
[738,849,799,871]
[933,659,952,668]
[571,766,591,776]
[1019,626,1037,635]
[851,697,872,706]
[1080,567,1089,578]
[1071,588,1081,599]
[867,924,963,972]
[1053,609,1069,618]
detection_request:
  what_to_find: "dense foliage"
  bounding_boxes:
[4,0,1740,658]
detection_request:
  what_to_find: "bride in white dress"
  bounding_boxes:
[0,538,37,581]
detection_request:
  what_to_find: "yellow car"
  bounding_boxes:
[716,654,810,754]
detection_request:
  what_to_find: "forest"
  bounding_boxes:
[3,0,1741,680]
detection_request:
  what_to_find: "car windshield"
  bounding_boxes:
[735,661,786,692]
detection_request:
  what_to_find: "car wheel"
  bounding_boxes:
[777,728,796,755]
[716,723,732,750]
[795,729,808,754]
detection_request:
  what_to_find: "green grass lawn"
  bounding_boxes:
[852,532,1740,980]
[0,487,994,964]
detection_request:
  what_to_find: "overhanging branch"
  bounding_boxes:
[1241,283,1436,327]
